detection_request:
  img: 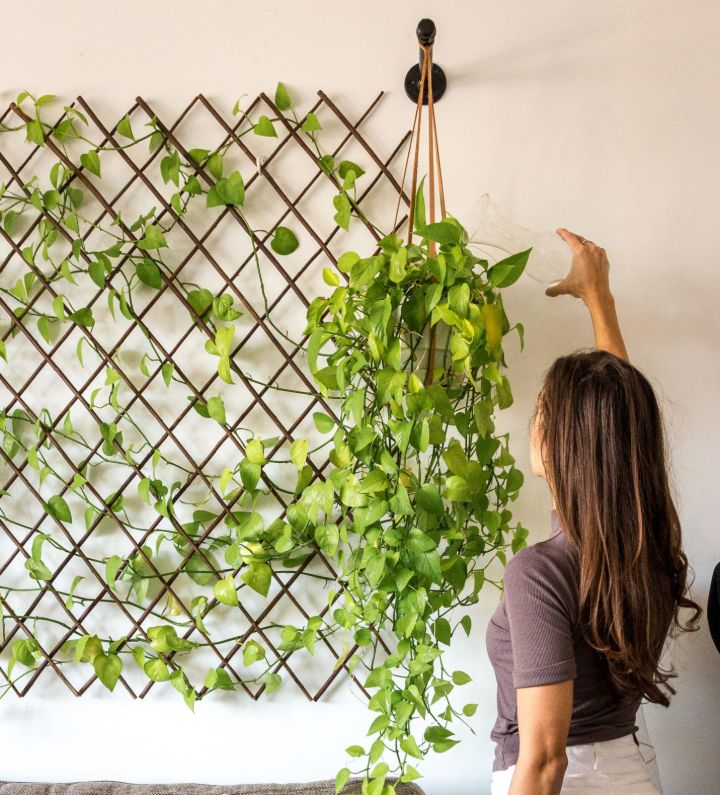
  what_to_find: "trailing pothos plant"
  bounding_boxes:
[0,84,530,794]
[301,193,530,793]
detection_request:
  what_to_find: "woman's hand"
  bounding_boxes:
[546,228,612,306]
[546,227,629,362]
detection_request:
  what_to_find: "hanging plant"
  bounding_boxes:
[0,75,530,795]
[302,195,529,791]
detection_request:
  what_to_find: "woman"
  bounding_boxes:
[485,228,702,794]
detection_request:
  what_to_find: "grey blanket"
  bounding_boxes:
[0,779,426,795]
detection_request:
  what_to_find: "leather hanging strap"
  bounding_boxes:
[394,42,447,246]
[392,38,448,386]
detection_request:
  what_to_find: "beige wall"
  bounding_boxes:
[1,2,719,792]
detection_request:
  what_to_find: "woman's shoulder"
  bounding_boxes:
[503,532,579,609]
[503,542,552,591]
[506,531,575,576]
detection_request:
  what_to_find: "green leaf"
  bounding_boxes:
[207,170,245,207]
[207,395,226,425]
[338,160,365,180]
[452,669,473,685]
[188,148,210,164]
[407,548,443,584]
[481,303,503,351]
[117,114,134,140]
[45,494,72,523]
[51,294,65,320]
[184,553,216,586]
[36,315,51,344]
[270,226,299,255]
[400,735,424,760]
[2,209,18,236]
[161,362,174,386]
[36,94,57,108]
[144,658,170,681]
[218,356,233,384]
[488,248,531,287]
[188,288,213,318]
[204,667,235,690]
[10,639,38,674]
[135,258,163,289]
[65,575,84,609]
[333,192,351,230]
[254,115,277,137]
[64,212,80,233]
[43,189,60,210]
[444,475,471,502]
[207,152,224,180]
[93,652,122,692]
[419,221,461,245]
[414,176,427,229]
[336,251,359,273]
[25,119,45,146]
[80,149,101,177]
[88,259,106,288]
[137,224,168,250]
[158,153,179,186]
[214,574,238,606]
[274,82,292,111]
[335,768,351,794]
[313,412,334,433]
[212,294,243,321]
[255,673,278,697]
[473,400,494,437]
[322,267,340,286]
[416,483,443,514]
[242,639,266,666]
[301,112,321,133]
[25,557,52,580]
[512,525,529,553]
[434,617,452,645]
[448,282,471,318]
[75,634,102,663]
[290,438,308,469]
[246,438,266,465]
[68,307,94,327]
[241,562,272,597]
[105,555,123,591]
[239,459,261,491]
[314,523,339,556]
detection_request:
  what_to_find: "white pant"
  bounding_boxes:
[490,734,661,794]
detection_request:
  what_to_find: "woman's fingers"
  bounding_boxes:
[545,279,571,298]
[556,227,587,253]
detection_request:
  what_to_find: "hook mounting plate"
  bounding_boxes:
[404,62,447,104]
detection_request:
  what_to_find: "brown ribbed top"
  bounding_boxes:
[485,509,640,772]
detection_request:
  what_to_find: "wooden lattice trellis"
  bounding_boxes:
[0,89,411,702]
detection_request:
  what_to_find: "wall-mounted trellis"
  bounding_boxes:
[0,64,531,792]
[0,89,411,703]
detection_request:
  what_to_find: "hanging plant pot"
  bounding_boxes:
[401,320,465,388]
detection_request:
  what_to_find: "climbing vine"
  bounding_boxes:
[0,85,529,794]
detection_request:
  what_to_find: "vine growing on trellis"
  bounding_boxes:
[0,85,529,794]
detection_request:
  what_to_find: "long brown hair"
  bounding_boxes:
[535,349,701,707]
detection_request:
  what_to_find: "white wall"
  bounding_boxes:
[2,2,719,793]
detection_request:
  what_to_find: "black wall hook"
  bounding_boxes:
[404,18,447,104]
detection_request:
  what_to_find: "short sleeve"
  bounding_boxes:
[503,546,577,688]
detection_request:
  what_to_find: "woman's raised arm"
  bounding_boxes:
[546,228,629,362]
